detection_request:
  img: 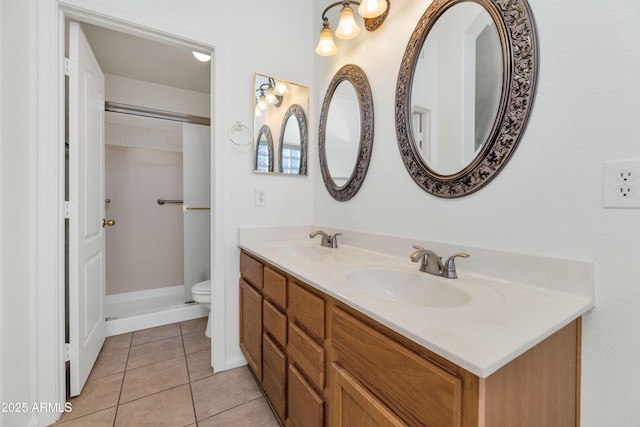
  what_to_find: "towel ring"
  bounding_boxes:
[228,122,253,146]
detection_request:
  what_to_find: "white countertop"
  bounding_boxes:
[238,226,594,378]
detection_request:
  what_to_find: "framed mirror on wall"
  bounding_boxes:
[395,0,538,198]
[318,64,374,201]
[253,73,309,175]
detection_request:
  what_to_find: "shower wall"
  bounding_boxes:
[103,74,210,296]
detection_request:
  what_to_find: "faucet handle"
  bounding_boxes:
[443,253,470,279]
[330,233,342,248]
[410,245,425,258]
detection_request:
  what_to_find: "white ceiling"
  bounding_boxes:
[81,23,211,94]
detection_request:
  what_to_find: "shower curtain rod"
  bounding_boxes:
[105,101,211,126]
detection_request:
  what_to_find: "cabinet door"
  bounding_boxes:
[332,308,462,427]
[287,364,324,427]
[240,278,262,380]
[330,363,408,427]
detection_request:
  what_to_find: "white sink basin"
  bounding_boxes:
[345,268,471,308]
[274,242,329,257]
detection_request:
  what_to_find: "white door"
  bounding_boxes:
[68,21,107,397]
[183,123,211,301]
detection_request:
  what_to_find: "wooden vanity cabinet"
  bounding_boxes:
[239,252,264,380]
[239,251,581,427]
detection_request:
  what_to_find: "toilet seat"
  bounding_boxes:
[192,280,211,295]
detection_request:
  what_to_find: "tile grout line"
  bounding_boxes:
[181,322,201,425]
[196,395,266,425]
[111,335,133,426]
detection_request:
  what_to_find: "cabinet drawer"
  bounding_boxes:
[263,333,286,421]
[288,322,325,391]
[288,281,325,342]
[263,266,287,309]
[331,308,462,427]
[240,251,263,290]
[288,364,324,427]
[263,300,287,348]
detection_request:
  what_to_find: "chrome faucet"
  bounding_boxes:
[309,230,341,248]
[410,245,469,279]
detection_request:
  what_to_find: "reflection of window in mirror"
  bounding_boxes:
[256,143,270,172]
[281,145,301,174]
[412,107,431,164]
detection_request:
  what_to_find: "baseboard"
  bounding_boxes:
[223,355,248,372]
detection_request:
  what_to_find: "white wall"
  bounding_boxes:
[1,1,36,426]
[312,0,640,425]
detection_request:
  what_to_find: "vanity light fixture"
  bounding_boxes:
[255,78,287,116]
[315,0,389,56]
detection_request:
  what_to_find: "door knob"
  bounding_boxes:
[102,218,115,227]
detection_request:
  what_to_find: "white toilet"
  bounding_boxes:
[191,280,212,338]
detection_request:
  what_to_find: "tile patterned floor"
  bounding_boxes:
[54,317,280,426]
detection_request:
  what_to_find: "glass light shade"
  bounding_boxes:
[257,93,268,111]
[274,81,288,95]
[192,51,211,62]
[254,105,263,117]
[358,0,388,18]
[315,27,338,56]
[265,87,277,104]
[335,5,361,39]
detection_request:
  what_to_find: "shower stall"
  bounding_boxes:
[103,103,211,336]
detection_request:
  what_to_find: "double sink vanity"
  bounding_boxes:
[238,226,594,426]
[242,0,590,424]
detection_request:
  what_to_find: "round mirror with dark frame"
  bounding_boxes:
[396,0,538,198]
[319,64,374,201]
[255,124,274,172]
[278,103,308,175]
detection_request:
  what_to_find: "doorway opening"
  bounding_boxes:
[64,18,214,396]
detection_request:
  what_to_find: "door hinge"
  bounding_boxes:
[64,343,75,362]
[64,201,76,219]
[64,57,76,77]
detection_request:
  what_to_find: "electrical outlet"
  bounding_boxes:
[255,188,267,206]
[616,185,636,198]
[603,159,640,208]
[616,170,636,182]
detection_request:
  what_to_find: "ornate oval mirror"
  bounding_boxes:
[278,103,307,174]
[319,64,374,201]
[396,0,537,198]
[255,124,274,172]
